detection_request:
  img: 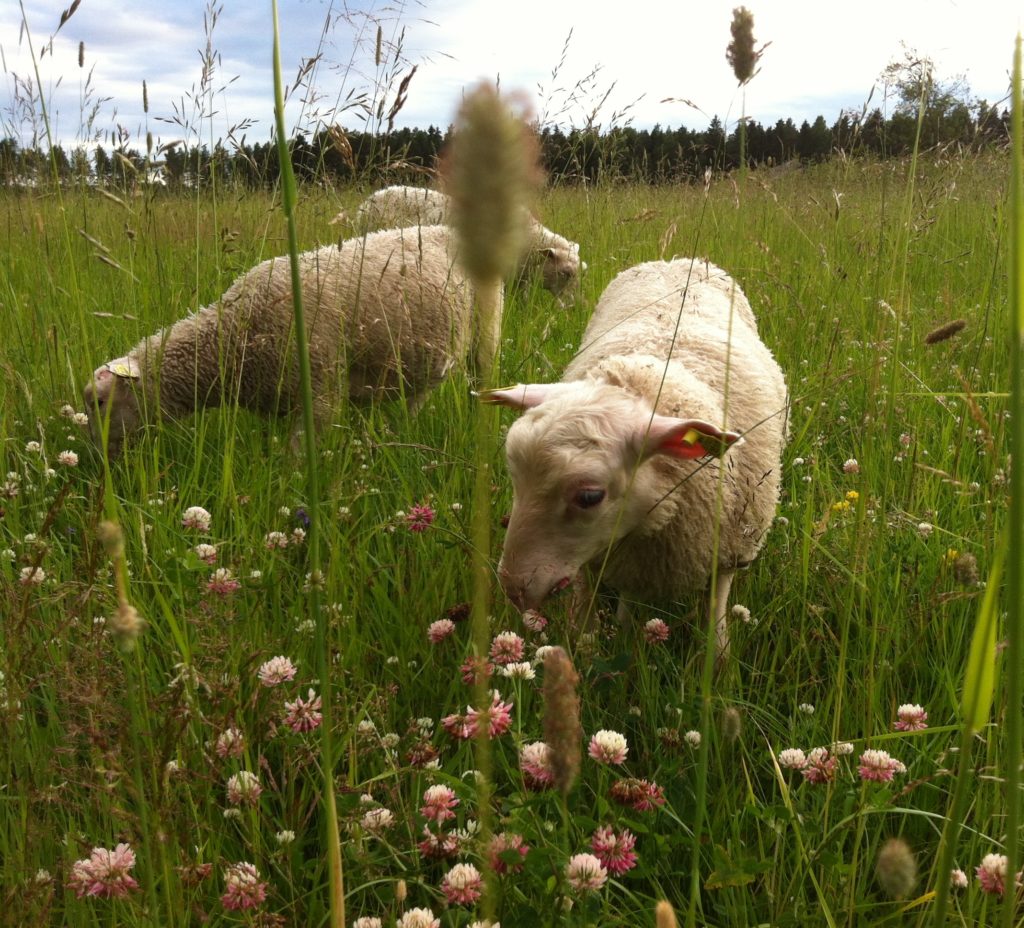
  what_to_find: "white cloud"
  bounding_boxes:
[2,0,1019,150]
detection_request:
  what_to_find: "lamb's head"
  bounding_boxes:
[83,358,144,457]
[483,380,741,612]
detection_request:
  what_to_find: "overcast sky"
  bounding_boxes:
[2,0,1020,151]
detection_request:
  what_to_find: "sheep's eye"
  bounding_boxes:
[573,487,605,510]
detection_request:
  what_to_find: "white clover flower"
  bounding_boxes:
[19,566,45,586]
[684,729,702,748]
[181,506,212,532]
[360,807,394,833]
[275,830,296,845]
[778,748,807,769]
[499,661,536,680]
[798,702,815,716]
[730,604,752,623]
[57,450,79,467]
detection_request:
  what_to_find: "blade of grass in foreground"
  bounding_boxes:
[270,3,344,925]
[1000,31,1023,928]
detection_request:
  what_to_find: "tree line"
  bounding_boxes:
[0,100,1010,189]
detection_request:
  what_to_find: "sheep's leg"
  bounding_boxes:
[615,597,631,629]
[712,568,736,668]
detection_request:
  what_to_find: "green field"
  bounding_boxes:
[0,148,1019,927]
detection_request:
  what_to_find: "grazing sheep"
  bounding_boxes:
[353,185,585,296]
[84,225,472,456]
[483,257,788,659]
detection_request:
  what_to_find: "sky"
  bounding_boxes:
[1,0,1020,151]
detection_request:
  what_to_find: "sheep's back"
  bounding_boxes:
[306,227,472,400]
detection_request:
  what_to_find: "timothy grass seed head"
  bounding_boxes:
[726,6,762,85]
[875,837,917,900]
[542,646,582,796]
[442,82,542,284]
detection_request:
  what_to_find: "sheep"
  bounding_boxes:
[352,185,585,296]
[483,257,788,660]
[84,225,473,456]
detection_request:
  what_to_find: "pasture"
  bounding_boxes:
[0,149,1018,926]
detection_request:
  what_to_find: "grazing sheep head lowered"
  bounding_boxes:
[81,225,476,459]
[83,358,145,458]
[480,256,788,663]
[484,380,741,612]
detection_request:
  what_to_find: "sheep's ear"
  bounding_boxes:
[96,357,141,380]
[641,415,743,460]
[476,383,568,411]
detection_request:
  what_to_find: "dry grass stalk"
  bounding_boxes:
[542,647,582,796]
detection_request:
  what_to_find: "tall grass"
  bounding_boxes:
[0,15,1021,927]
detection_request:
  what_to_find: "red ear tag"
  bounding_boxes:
[668,426,742,459]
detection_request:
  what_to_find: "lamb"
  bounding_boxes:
[352,185,585,296]
[483,257,788,659]
[84,225,472,456]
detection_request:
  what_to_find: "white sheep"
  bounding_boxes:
[84,225,472,455]
[483,257,788,659]
[351,185,585,296]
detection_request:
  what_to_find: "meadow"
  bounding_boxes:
[0,144,1019,928]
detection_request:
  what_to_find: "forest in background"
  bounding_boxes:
[0,93,1012,189]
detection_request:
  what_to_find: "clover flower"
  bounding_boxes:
[801,747,838,784]
[857,749,906,782]
[68,843,139,898]
[397,909,441,928]
[427,619,455,644]
[893,704,928,731]
[609,777,666,812]
[440,862,483,905]
[565,853,608,892]
[488,832,529,874]
[360,807,394,833]
[215,727,245,759]
[226,770,262,807]
[520,741,555,789]
[777,748,807,769]
[181,506,212,532]
[258,655,297,687]
[420,785,458,823]
[406,503,436,533]
[643,618,670,643]
[283,689,322,733]
[464,690,513,739]
[220,862,267,911]
[205,568,240,595]
[489,630,525,665]
[417,826,459,860]
[588,729,628,765]
[590,825,638,876]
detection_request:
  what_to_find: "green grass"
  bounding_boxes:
[0,148,1018,927]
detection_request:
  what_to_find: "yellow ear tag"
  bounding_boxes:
[106,359,140,379]
[681,428,701,447]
